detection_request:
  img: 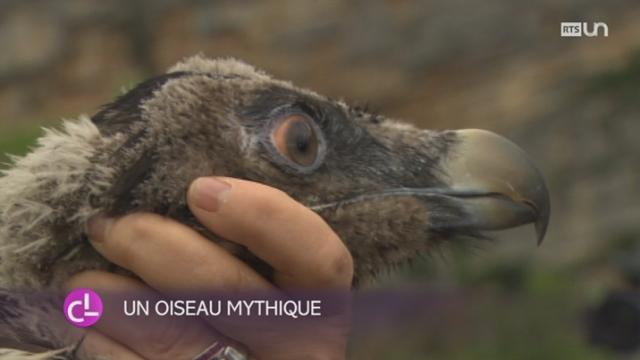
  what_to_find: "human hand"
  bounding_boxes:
[67,177,353,360]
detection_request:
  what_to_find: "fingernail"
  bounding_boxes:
[88,216,113,243]
[190,177,232,212]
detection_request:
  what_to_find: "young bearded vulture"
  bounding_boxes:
[0,56,550,358]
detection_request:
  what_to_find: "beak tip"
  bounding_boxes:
[535,223,546,246]
[534,203,550,246]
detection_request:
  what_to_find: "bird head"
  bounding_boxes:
[91,56,550,282]
[0,56,550,286]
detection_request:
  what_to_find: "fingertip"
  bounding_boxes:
[87,216,114,243]
[188,177,232,213]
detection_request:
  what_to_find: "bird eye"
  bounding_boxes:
[272,114,319,167]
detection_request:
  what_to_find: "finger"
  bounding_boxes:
[66,271,220,360]
[187,177,353,288]
[88,213,272,292]
[77,330,143,360]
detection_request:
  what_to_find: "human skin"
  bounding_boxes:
[66,177,353,360]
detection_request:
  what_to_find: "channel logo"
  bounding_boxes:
[560,22,609,37]
[63,288,103,327]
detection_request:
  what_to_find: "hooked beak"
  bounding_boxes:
[443,129,550,244]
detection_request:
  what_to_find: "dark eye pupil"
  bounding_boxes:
[287,121,310,150]
[285,119,318,166]
[296,134,309,153]
[297,139,308,152]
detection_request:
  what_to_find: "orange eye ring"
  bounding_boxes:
[271,114,320,167]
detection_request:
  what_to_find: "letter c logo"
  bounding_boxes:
[63,289,103,327]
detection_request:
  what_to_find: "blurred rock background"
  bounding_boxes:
[1,0,639,358]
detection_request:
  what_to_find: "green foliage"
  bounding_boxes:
[0,125,42,169]
[584,48,640,96]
